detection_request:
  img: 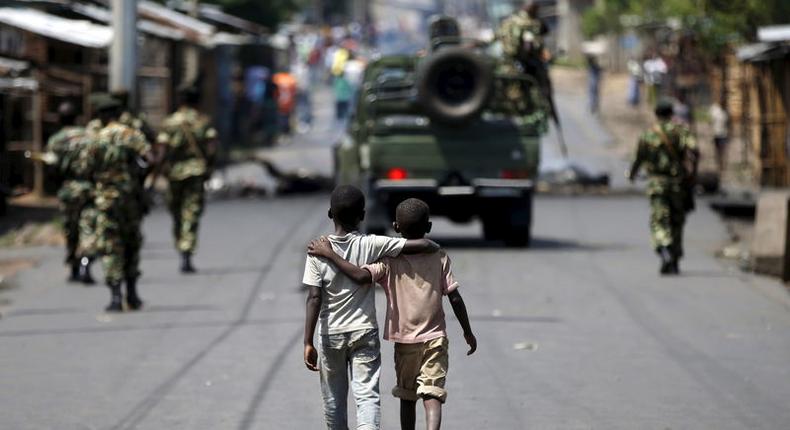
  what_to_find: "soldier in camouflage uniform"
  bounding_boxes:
[45,102,96,284]
[629,100,699,275]
[81,94,154,311]
[158,87,218,273]
[498,2,550,88]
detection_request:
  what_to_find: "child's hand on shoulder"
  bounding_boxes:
[307,236,334,259]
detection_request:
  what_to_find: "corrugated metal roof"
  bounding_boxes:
[737,42,790,62]
[198,4,266,35]
[0,7,111,48]
[138,0,215,39]
[759,25,790,43]
[70,2,185,41]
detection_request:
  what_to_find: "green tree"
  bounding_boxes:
[583,0,790,52]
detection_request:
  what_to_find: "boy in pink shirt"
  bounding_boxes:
[309,198,476,430]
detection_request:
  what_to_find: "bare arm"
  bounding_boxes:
[303,285,321,371]
[401,238,440,255]
[448,290,477,355]
[307,237,372,285]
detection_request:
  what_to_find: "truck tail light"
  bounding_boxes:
[501,169,531,179]
[387,168,408,180]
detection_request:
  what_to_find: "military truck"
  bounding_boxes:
[335,30,549,247]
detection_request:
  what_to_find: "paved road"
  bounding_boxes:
[2,192,790,429]
[2,87,790,429]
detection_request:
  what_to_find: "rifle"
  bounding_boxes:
[24,150,58,165]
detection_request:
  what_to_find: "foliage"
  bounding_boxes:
[582,0,790,54]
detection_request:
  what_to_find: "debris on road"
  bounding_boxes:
[538,160,610,191]
[513,342,539,351]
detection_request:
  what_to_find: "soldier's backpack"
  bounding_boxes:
[654,125,696,213]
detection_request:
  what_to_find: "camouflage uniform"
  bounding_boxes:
[497,10,551,122]
[46,126,91,265]
[633,121,697,258]
[81,121,151,285]
[158,107,217,254]
[74,119,105,260]
[498,10,546,63]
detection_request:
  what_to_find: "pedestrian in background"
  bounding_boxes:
[627,58,642,107]
[81,94,155,311]
[586,54,602,114]
[333,70,353,122]
[158,87,218,274]
[710,102,729,175]
[629,100,699,275]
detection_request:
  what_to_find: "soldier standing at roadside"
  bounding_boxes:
[158,87,218,273]
[45,102,96,283]
[629,100,699,275]
[81,94,154,311]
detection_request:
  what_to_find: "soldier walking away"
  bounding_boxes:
[629,100,699,275]
[81,94,154,312]
[158,86,218,274]
[45,102,96,284]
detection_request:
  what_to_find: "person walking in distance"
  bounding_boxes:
[158,86,218,273]
[80,94,156,311]
[629,100,699,275]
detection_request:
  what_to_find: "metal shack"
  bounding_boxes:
[737,26,790,187]
[0,7,111,196]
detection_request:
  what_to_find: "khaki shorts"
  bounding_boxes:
[392,336,449,403]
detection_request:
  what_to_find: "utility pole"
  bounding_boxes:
[110,0,138,104]
[183,0,200,87]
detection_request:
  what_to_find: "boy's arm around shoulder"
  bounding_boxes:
[307,236,373,285]
[401,238,440,255]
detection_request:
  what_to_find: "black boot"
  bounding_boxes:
[658,247,673,275]
[180,252,196,274]
[125,277,144,311]
[79,257,96,285]
[68,261,81,283]
[105,282,123,312]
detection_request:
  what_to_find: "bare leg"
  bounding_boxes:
[424,397,442,430]
[400,399,417,430]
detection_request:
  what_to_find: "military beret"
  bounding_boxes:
[654,99,674,117]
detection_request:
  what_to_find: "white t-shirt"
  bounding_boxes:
[303,232,407,335]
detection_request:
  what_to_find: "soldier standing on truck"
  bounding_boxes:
[158,86,218,274]
[498,1,551,94]
[629,100,699,275]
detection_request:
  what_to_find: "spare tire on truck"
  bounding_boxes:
[415,46,493,125]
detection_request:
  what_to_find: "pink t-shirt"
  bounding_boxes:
[363,250,459,344]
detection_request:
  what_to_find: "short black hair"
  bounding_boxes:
[179,86,201,106]
[655,99,674,119]
[330,185,366,227]
[395,198,430,235]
